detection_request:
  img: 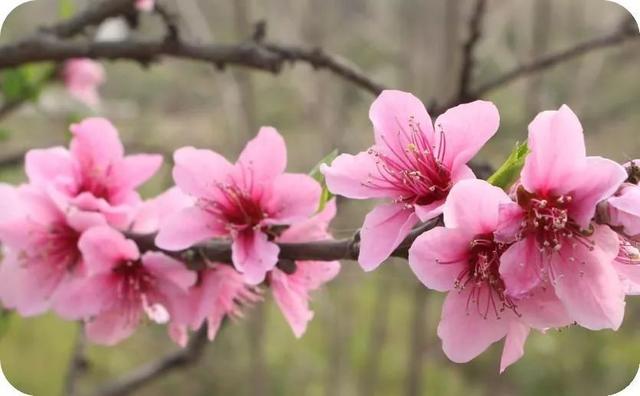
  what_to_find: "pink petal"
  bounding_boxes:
[25,147,76,188]
[78,226,140,275]
[271,270,314,338]
[54,273,116,319]
[231,230,280,284]
[142,252,196,291]
[85,307,140,346]
[616,265,640,295]
[499,237,544,297]
[0,252,57,316]
[408,227,471,292]
[608,185,640,237]
[437,289,509,363]
[321,151,398,199]
[552,225,625,330]
[495,202,525,243]
[279,199,336,243]
[358,203,419,271]
[521,105,587,196]
[434,100,500,171]
[155,206,227,251]
[237,127,287,185]
[443,179,511,233]
[109,154,163,197]
[262,173,321,224]
[369,90,434,156]
[413,200,445,222]
[568,156,627,229]
[172,146,234,199]
[516,285,572,329]
[499,322,530,373]
[70,118,124,170]
[131,188,194,234]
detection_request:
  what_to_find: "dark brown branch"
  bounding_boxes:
[261,43,386,95]
[0,37,386,96]
[94,326,209,396]
[41,0,135,39]
[130,217,440,270]
[470,19,638,98]
[457,0,487,102]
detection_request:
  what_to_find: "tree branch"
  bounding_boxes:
[469,19,638,98]
[93,326,209,396]
[457,0,487,102]
[130,217,440,270]
[41,0,135,39]
[64,325,88,396]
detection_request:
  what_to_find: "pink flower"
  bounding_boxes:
[497,105,628,330]
[55,227,196,345]
[606,165,640,237]
[271,200,340,337]
[156,127,322,284]
[62,59,105,107]
[169,265,261,346]
[135,0,155,12]
[409,180,571,372]
[0,184,105,316]
[321,90,499,270]
[131,187,194,234]
[25,118,162,229]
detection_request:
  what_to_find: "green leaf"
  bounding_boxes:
[309,149,338,212]
[487,142,529,189]
[58,0,75,19]
[1,64,55,103]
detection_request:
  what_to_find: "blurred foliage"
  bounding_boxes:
[0,0,640,396]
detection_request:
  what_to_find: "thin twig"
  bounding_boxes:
[457,0,487,102]
[64,324,88,396]
[470,19,638,98]
[94,326,209,396]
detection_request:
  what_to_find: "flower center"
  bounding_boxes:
[25,223,81,278]
[516,187,594,254]
[441,234,517,319]
[363,118,452,207]
[112,260,157,323]
[198,182,266,231]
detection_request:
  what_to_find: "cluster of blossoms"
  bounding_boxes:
[2,87,639,373]
[0,119,339,346]
[322,90,640,372]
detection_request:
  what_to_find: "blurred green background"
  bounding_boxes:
[2,0,640,395]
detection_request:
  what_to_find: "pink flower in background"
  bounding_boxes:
[25,117,162,229]
[56,227,196,345]
[0,184,105,316]
[321,90,499,271]
[605,167,640,238]
[409,180,571,372]
[169,265,261,346]
[271,200,341,337]
[135,0,155,12]
[156,127,321,285]
[497,105,628,330]
[62,58,105,107]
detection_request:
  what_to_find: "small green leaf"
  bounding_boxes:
[309,149,338,212]
[58,0,75,19]
[487,142,529,189]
